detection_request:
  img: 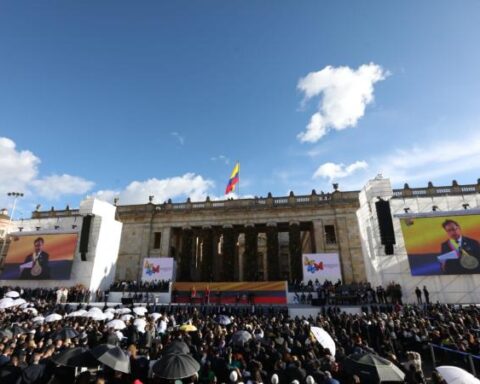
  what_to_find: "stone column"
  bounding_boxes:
[222,225,235,281]
[179,227,193,281]
[312,220,325,253]
[335,217,354,283]
[237,233,245,281]
[160,227,171,256]
[213,231,222,281]
[288,221,303,281]
[201,226,214,281]
[243,223,258,281]
[266,222,280,280]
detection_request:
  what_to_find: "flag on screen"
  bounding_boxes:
[225,162,240,194]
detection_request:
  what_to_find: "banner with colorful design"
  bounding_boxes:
[141,258,174,282]
[302,253,342,283]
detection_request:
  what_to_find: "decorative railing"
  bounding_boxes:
[31,190,360,218]
[31,180,480,217]
[392,182,480,198]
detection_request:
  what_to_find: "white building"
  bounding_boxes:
[0,198,122,293]
[358,175,480,304]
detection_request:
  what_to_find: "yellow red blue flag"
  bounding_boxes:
[225,162,240,194]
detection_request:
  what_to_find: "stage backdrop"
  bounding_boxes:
[141,258,174,282]
[302,253,342,283]
[0,233,78,280]
[400,214,480,275]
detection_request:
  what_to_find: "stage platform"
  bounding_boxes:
[171,281,288,305]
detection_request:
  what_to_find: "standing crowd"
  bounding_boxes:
[0,284,478,383]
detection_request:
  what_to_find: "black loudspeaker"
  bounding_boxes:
[384,244,394,255]
[79,214,93,261]
[121,298,133,305]
[311,299,321,306]
[375,199,396,247]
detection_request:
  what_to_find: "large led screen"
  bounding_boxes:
[400,215,480,275]
[0,233,78,280]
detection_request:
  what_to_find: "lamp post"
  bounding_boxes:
[0,192,24,260]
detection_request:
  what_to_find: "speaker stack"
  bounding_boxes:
[375,199,396,255]
[79,214,94,261]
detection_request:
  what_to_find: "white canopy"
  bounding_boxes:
[436,366,480,384]
[310,326,336,357]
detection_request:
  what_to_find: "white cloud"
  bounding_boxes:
[297,63,388,142]
[313,161,368,181]
[32,174,95,200]
[211,155,230,165]
[305,146,329,158]
[92,173,215,205]
[0,137,95,211]
[377,133,480,184]
[171,131,185,145]
[0,137,40,193]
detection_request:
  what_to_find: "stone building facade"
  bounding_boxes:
[113,190,366,283]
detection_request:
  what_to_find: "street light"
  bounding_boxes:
[0,192,24,260]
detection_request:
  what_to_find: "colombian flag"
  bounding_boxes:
[225,162,240,194]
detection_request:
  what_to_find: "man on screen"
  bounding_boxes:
[440,219,480,274]
[20,237,51,279]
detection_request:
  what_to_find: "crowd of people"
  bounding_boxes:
[110,281,171,294]
[0,286,93,304]
[289,280,404,306]
[0,283,479,383]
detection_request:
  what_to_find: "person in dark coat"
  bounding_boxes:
[17,353,45,384]
[104,329,120,346]
[423,286,430,305]
[286,359,306,383]
[0,355,21,384]
[20,237,51,280]
[0,346,11,367]
[125,323,139,346]
[440,219,480,274]
[415,287,422,305]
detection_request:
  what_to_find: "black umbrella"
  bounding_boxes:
[215,315,231,326]
[164,340,190,355]
[51,347,99,368]
[53,327,79,340]
[343,353,405,383]
[231,330,252,346]
[10,324,27,336]
[90,344,131,374]
[0,328,13,339]
[152,353,200,379]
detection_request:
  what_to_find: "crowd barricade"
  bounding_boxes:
[430,343,479,376]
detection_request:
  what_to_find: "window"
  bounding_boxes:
[324,225,337,245]
[153,232,162,249]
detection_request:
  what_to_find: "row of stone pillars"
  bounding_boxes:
[174,222,307,282]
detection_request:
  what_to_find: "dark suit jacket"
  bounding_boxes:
[0,354,10,367]
[441,236,480,274]
[21,252,51,279]
[17,363,45,384]
[0,364,21,384]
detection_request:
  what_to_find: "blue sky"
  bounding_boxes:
[1,1,480,218]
